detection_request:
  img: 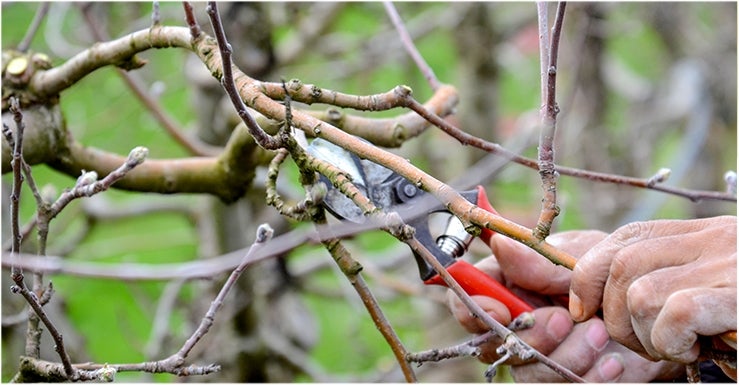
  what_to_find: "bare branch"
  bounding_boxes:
[7,97,25,279]
[383,2,441,90]
[320,233,417,382]
[396,89,735,203]
[29,27,193,97]
[17,3,50,52]
[405,237,584,382]
[406,332,495,363]
[182,2,202,39]
[533,1,567,240]
[176,224,273,359]
[205,1,282,150]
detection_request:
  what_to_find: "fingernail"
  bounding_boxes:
[598,353,624,382]
[569,291,583,320]
[546,312,571,342]
[585,322,609,351]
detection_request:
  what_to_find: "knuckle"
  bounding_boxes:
[626,277,661,318]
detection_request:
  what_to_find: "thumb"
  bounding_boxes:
[490,235,572,295]
[491,230,607,296]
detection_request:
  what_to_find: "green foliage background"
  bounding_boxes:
[2,2,736,382]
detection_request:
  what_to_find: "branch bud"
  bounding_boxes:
[95,364,116,382]
[647,168,671,187]
[127,146,149,166]
[76,170,98,187]
[255,223,274,243]
[725,170,737,196]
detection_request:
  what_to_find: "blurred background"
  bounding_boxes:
[2,2,736,382]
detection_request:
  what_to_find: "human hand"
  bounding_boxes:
[449,231,682,381]
[569,216,737,377]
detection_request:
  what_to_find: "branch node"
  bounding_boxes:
[484,350,511,382]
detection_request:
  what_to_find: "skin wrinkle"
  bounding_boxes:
[567,216,735,377]
[653,288,736,362]
[452,225,713,382]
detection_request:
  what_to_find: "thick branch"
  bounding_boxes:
[46,123,269,203]
[260,81,459,147]
[29,26,193,97]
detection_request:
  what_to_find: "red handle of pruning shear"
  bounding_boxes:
[425,260,534,318]
[424,186,534,319]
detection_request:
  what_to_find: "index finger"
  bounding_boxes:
[492,230,607,295]
[569,219,723,322]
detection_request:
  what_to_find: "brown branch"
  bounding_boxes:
[405,237,584,382]
[205,1,282,150]
[6,97,24,279]
[533,1,567,240]
[17,2,50,53]
[396,88,735,203]
[383,1,441,91]
[11,285,76,379]
[176,224,273,360]
[320,231,417,383]
[182,2,202,39]
[12,146,150,381]
[29,26,193,98]
[259,81,459,147]
[4,102,69,375]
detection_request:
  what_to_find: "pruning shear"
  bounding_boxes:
[307,138,534,319]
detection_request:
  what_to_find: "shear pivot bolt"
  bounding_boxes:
[403,184,417,198]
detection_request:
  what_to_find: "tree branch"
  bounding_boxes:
[205,1,282,150]
[533,1,567,240]
[29,27,193,98]
[383,1,441,91]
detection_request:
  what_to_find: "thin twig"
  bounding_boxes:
[7,98,24,281]
[176,224,273,360]
[5,102,70,375]
[151,1,161,26]
[11,285,76,378]
[406,332,496,363]
[383,1,441,91]
[182,2,201,39]
[405,237,584,382]
[205,1,282,150]
[11,146,150,380]
[315,215,417,383]
[397,91,735,203]
[533,2,567,240]
[44,147,149,223]
[17,2,50,52]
